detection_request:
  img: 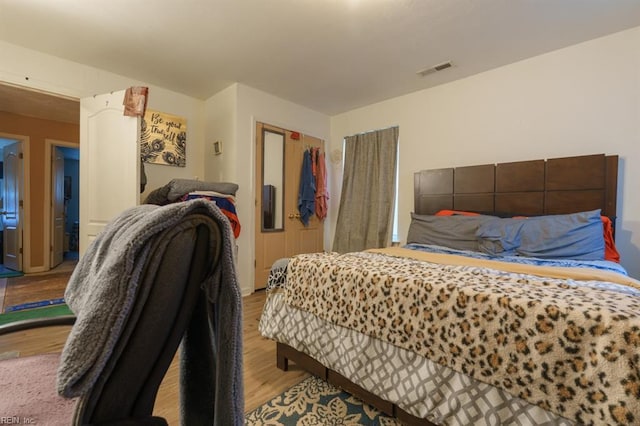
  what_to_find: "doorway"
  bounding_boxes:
[254,122,325,290]
[45,141,80,270]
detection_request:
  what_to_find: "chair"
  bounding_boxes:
[0,200,243,425]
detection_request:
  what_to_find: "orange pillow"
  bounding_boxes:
[434,210,480,217]
[601,216,620,263]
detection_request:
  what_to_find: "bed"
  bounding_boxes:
[259,153,640,425]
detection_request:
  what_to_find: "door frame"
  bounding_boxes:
[0,132,31,272]
[44,138,78,271]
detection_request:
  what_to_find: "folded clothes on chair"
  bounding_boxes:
[57,199,244,424]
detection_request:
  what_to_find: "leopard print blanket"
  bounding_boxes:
[283,250,640,425]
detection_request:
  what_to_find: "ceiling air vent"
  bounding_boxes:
[416,61,453,77]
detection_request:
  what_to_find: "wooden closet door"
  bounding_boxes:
[283,133,324,257]
[254,123,324,290]
[254,123,286,290]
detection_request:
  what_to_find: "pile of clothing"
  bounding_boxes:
[298,147,328,226]
[180,191,240,238]
[144,178,241,238]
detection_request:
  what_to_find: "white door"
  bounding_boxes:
[51,146,65,267]
[80,90,140,256]
[3,142,23,271]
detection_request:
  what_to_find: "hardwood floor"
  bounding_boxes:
[0,266,308,424]
[0,258,77,311]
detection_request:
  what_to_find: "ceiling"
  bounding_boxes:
[1,0,640,121]
[0,83,79,124]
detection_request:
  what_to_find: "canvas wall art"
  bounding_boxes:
[141,110,187,167]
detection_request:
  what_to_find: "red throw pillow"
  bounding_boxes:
[601,216,620,263]
[434,210,480,217]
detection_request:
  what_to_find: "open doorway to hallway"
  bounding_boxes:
[55,146,80,266]
[0,139,80,276]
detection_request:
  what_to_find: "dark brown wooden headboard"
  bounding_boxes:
[414,154,618,219]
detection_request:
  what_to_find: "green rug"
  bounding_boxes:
[0,304,73,326]
[0,265,23,278]
[245,376,401,425]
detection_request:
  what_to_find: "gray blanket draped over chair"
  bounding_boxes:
[57,199,244,425]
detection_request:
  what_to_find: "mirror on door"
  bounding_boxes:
[261,129,285,231]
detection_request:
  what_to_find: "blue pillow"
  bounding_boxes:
[476,210,605,260]
[475,218,524,256]
[407,213,497,252]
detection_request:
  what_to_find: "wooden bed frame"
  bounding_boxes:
[276,341,434,425]
[414,153,618,220]
[276,153,619,425]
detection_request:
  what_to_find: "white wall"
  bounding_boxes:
[204,85,238,182]
[330,26,640,278]
[208,84,330,295]
[0,41,206,200]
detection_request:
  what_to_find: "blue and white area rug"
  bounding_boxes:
[245,376,401,425]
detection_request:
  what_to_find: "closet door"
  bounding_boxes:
[254,123,324,290]
[255,123,287,289]
[3,142,23,271]
[283,133,323,256]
